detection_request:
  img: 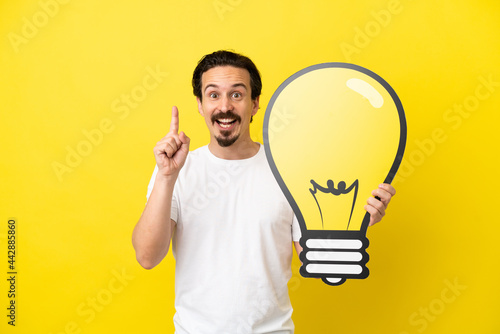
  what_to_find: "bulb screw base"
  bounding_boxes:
[299,231,369,285]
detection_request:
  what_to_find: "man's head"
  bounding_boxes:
[192,50,262,101]
[193,51,262,149]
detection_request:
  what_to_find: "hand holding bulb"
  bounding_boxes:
[366,183,396,226]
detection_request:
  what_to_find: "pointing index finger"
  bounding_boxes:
[170,106,179,133]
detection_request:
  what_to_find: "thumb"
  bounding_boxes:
[179,131,190,146]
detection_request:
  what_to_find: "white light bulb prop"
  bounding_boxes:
[263,63,406,286]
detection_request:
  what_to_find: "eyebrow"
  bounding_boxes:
[204,83,248,93]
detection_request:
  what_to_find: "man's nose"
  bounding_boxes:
[219,95,233,112]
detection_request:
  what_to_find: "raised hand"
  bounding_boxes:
[153,106,190,179]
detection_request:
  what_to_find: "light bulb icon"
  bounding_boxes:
[263,63,406,286]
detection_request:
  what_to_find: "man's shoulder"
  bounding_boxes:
[177,145,209,175]
[186,145,209,161]
[183,144,268,171]
[189,145,208,154]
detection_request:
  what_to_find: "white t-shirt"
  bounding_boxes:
[147,144,301,334]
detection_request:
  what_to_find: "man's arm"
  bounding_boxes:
[132,106,190,269]
[132,181,177,269]
[294,241,303,258]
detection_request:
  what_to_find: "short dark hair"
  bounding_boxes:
[192,50,262,101]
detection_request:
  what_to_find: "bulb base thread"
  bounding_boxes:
[299,231,369,285]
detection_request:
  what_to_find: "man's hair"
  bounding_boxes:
[192,50,262,101]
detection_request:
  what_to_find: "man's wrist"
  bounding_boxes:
[154,172,178,189]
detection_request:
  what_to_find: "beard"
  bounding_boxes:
[211,111,242,147]
[215,132,240,147]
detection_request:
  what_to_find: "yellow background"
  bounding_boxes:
[1,0,499,333]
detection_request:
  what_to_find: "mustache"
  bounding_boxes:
[211,111,242,123]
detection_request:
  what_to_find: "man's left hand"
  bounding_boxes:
[365,183,396,226]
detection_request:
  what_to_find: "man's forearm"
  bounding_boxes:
[132,176,176,269]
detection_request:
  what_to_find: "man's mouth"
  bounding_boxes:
[216,118,237,129]
[211,112,241,130]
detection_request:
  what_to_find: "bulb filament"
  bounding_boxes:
[309,179,359,229]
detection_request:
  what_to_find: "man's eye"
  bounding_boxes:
[232,92,241,98]
[209,93,218,98]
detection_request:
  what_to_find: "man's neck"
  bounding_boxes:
[208,137,260,160]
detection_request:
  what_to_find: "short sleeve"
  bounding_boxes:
[145,165,178,223]
[292,215,301,242]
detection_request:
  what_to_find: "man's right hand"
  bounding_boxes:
[153,106,190,178]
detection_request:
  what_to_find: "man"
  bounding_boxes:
[132,50,396,333]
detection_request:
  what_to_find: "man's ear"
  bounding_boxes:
[197,97,204,116]
[251,96,260,116]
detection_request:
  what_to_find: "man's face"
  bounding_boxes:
[197,66,259,147]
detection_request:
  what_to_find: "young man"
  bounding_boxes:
[132,51,396,333]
